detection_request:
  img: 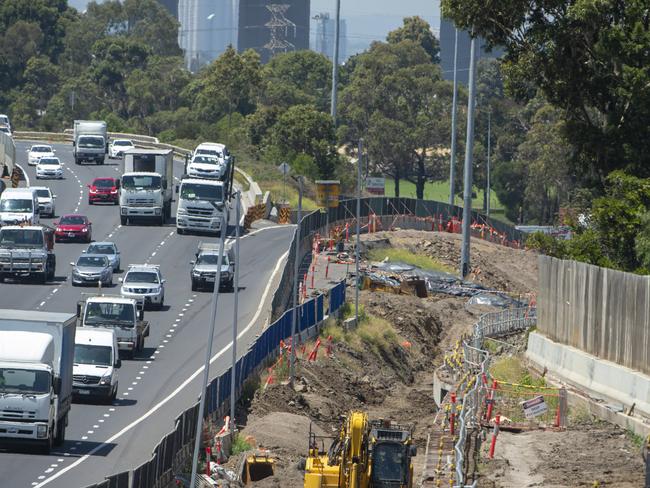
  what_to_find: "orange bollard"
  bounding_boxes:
[485,380,498,421]
[450,392,457,435]
[489,414,500,458]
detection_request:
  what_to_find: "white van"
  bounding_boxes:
[0,187,39,226]
[72,328,120,403]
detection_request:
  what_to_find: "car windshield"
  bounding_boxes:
[113,140,132,147]
[88,244,115,255]
[74,344,112,366]
[32,146,51,153]
[192,156,220,165]
[197,253,229,265]
[60,216,86,225]
[122,175,161,190]
[0,368,50,395]
[77,256,108,267]
[0,127,9,134]
[35,190,51,198]
[79,136,104,148]
[125,271,159,283]
[39,158,59,165]
[0,199,32,212]
[197,148,222,158]
[84,302,135,326]
[0,229,43,248]
[180,183,223,201]
[93,179,114,188]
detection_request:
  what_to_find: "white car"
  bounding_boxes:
[120,264,165,310]
[0,114,10,131]
[187,154,227,180]
[109,139,134,159]
[32,186,56,217]
[73,328,120,403]
[27,144,55,166]
[193,142,229,159]
[0,124,11,138]
[36,156,63,179]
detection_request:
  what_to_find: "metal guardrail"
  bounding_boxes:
[452,307,536,487]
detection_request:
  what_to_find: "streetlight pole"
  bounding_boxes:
[330,0,341,124]
[486,109,491,217]
[449,28,459,207]
[189,214,228,488]
[289,176,303,386]
[460,35,478,278]
[355,139,362,325]
[230,191,241,428]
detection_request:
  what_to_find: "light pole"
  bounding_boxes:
[189,213,228,488]
[449,28,459,207]
[230,191,241,428]
[330,0,341,124]
[355,139,362,325]
[289,176,303,386]
[460,35,478,278]
[486,109,491,217]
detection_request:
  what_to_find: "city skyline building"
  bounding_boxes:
[312,12,347,62]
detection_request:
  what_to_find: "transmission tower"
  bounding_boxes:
[264,4,296,56]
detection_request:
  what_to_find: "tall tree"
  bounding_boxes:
[387,16,440,63]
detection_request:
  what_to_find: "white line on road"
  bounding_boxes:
[33,249,290,488]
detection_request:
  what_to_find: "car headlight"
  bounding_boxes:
[177,208,187,215]
[81,228,88,232]
[99,373,112,385]
[37,425,48,438]
[192,271,201,277]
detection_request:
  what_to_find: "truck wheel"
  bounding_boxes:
[0,274,4,283]
[177,228,184,235]
[38,271,47,284]
[41,429,53,454]
[120,216,127,225]
[191,279,197,292]
[109,384,118,404]
[54,417,66,446]
[159,214,165,226]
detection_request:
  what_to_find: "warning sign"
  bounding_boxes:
[315,180,340,208]
[521,395,548,419]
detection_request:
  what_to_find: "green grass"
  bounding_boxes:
[321,310,400,357]
[384,179,502,209]
[490,356,547,388]
[367,248,454,273]
[231,434,252,455]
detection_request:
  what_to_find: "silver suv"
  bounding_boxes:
[119,264,165,310]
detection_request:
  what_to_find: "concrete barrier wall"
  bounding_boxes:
[527,331,650,416]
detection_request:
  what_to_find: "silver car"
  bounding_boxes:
[84,242,121,272]
[71,254,113,287]
[120,264,165,310]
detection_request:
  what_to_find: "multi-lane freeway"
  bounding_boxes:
[0,141,293,487]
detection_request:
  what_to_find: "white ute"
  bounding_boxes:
[73,328,120,403]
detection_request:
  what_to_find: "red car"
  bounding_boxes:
[54,214,92,243]
[88,177,120,204]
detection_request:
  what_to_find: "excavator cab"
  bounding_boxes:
[369,420,416,488]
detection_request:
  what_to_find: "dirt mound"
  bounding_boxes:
[241,412,326,453]
[364,230,538,295]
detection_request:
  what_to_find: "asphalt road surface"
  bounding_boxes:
[0,141,293,487]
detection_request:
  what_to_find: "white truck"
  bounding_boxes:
[73,120,108,165]
[0,225,56,284]
[120,149,173,226]
[76,294,150,359]
[176,178,228,235]
[73,328,120,403]
[0,310,76,453]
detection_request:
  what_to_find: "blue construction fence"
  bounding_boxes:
[85,282,346,488]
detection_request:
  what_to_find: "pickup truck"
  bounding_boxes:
[0,225,56,283]
[76,294,149,359]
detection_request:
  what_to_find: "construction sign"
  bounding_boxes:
[366,177,385,195]
[521,395,548,419]
[315,180,340,208]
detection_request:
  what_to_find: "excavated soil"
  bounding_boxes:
[226,232,642,487]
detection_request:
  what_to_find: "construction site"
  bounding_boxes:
[195,228,645,487]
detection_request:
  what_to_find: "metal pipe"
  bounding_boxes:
[486,109,491,216]
[230,191,241,428]
[289,177,303,385]
[449,28,459,206]
[460,36,478,278]
[189,214,228,488]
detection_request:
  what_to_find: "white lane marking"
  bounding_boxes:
[99,419,104,423]
[127,387,133,391]
[16,163,30,187]
[87,430,94,434]
[39,301,45,307]
[123,392,129,396]
[33,249,289,488]
[52,289,58,294]
[93,425,99,429]
[57,459,63,463]
[81,436,88,440]
[44,469,53,474]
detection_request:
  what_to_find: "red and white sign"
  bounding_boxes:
[521,395,548,419]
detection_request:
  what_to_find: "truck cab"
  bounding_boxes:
[73,328,120,403]
[77,295,149,359]
[176,178,228,235]
[190,242,235,291]
[0,187,40,226]
[120,149,173,225]
[0,225,56,283]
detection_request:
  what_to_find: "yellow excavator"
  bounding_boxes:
[304,411,416,488]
